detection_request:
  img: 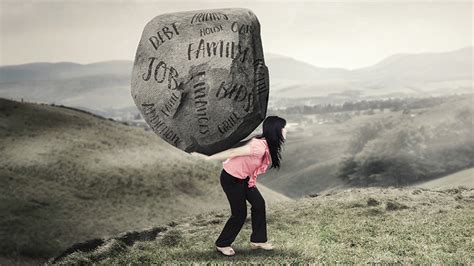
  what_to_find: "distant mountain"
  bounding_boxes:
[266,46,473,99]
[0,60,132,83]
[0,60,134,112]
[265,52,350,82]
[0,47,471,113]
[349,46,473,87]
[266,46,473,84]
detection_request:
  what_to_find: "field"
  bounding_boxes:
[50,186,473,264]
[1,95,472,264]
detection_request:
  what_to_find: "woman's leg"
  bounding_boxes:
[215,169,248,247]
[246,185,267,243]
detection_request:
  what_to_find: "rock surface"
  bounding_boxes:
[131,8,269,155]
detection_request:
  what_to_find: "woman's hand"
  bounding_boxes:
[190,152,210,161]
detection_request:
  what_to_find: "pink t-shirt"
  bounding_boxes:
[222,137,271,188]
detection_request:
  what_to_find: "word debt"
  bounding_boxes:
[148,23,180,50]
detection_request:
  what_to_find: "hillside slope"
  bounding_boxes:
[49,186,473,264]
[263,95,473,197]
[0,98,292,262]
[413,168,474,189]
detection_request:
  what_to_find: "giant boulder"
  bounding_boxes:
[131,8,269,155]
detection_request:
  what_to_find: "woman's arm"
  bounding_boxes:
[191,142,253,161]
[208,144,252,161]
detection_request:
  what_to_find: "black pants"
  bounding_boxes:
[215,168,267,247]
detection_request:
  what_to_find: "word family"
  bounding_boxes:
[148,23,179,50]
[142,57,179,90]
[190,12,229,24]
[188,39,249,63]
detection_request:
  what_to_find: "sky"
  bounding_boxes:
[0,0,472,69]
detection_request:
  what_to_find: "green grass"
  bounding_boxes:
[51,186,474,264]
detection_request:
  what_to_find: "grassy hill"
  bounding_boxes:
[1,95,472,264]
[413,168,474,189]
[0,98,292,264]
[49,186,473,264]
[263,95,473,197]
[336,95,473,186]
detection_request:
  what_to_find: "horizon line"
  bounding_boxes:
[0,45,471,70]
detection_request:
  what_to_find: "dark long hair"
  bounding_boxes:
[233,116,286,170]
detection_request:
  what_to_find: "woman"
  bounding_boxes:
[191,116,287,256]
